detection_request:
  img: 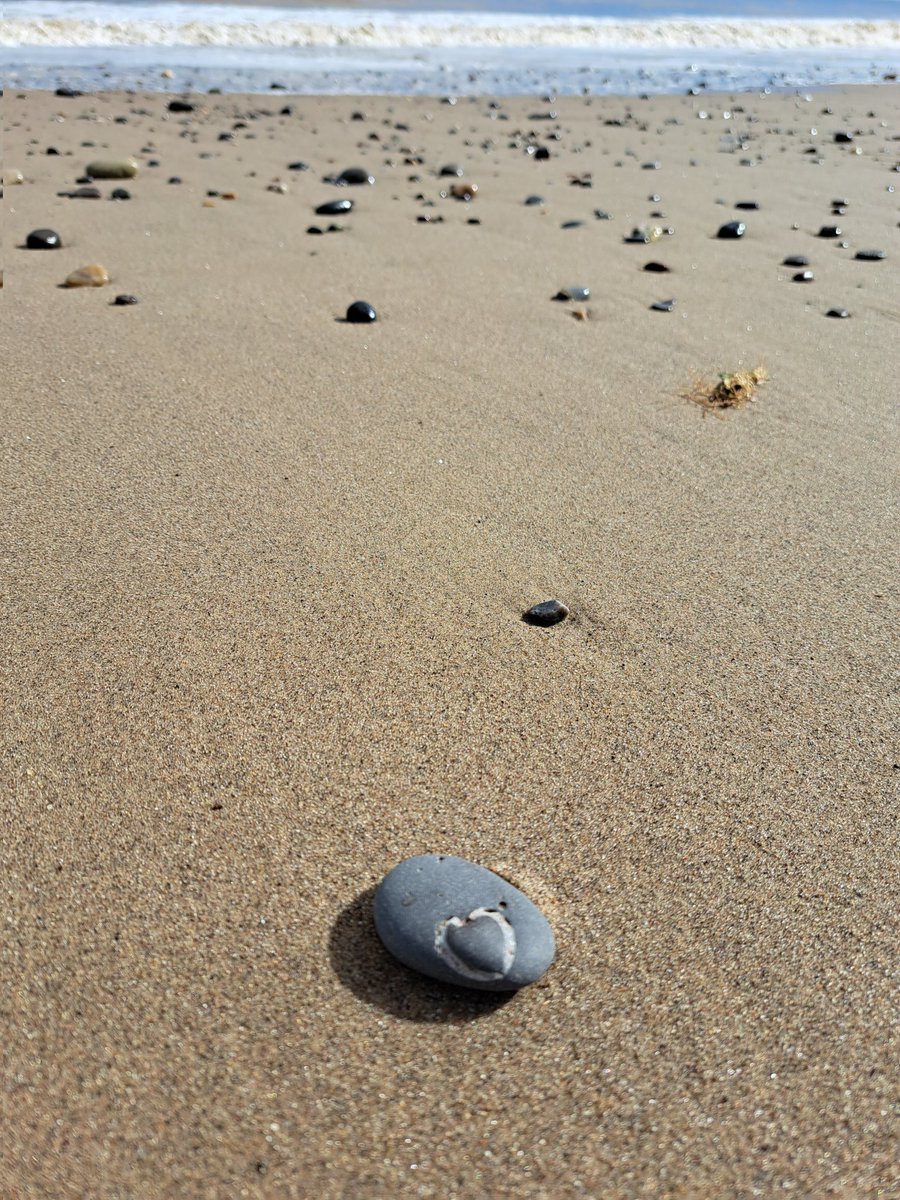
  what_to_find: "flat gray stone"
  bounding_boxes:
[373,854,555,992]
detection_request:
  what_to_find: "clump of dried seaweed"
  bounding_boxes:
[684,365,768,413]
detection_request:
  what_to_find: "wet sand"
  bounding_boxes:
[2,85,898,1198]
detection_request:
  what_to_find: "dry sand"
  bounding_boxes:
[2,85,899,1199]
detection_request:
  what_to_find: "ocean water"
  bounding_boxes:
[2,0,899,94]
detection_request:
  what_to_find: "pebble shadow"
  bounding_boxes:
[329,886,515,1023]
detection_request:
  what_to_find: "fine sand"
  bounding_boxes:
[3,85,898,1199]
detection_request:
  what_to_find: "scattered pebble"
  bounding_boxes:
[717,221,746,239]
[6,170,24,185]
[735,201,760,210]
[346,300,376,323]
[793,270,815,282]
[26,228,62,249]
[651,298,676,311]
[316,199,353,215]
[64,263,110,287]
[554,286,590,301]
[593,209,612,220]
[643,261,670,272]
[523,599,569,627]
[818,225,842,238]
[450,182,478,200]
[113,294,139,305]
[167,99,195,113]
[524,194,545,205]
[855,249,886,261]
[783,255,810,266]
[826,307,851,318]
[373,854,556,992]
[110,187,131,201]
[86,159,138,179]
[267,180,288,194]
[335,167,375,185]
[440,164,464,177]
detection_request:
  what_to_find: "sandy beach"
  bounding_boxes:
[3,84,898,1198]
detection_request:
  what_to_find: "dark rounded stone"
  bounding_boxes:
[832,198,849,207]
[110,187,131,200]
[524,194,545,205]
[315,198,353,216]
[351,110,366,120]
[113,294,139,305]
[306,225,324,235]
[818,225,842,237]
[717,221,746,239]
[783,255,809,267]
[46,147,60,155]
[651,298,676,311]
[288,161,310,171]
[826,308,850,318]
[561,220,584,229]
[834,131,854,143]
[373,854,555,992]
[593,209,612,220]
[855,249,885,261]
[168,177,182,184]
[533,146,550,160]
[346,300,376,323]
[735,201,760,210]
[643,261,670,272]
[25,228,62,249]
[218,131,234,142]
[336,167,374,185]
[167,99,195,113]
[642,161,661,170]
[55,86,82,98]
[439,164,464,177]
[69,186,101,199]
[523,599,569,627]
[793,271,815,282]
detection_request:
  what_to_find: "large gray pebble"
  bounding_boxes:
[374,854,555,992]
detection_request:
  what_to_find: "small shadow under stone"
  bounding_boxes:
[328,887,515,1023]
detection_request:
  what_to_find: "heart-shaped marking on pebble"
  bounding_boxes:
[435,908,516,980]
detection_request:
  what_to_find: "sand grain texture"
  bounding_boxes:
[2,87,898,1199]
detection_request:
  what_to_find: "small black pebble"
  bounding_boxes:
[168,176,182,184]
[793,271,815,282]
[524,194,545,205]
[818,225,842,237]
[735,201,760,210]
[593,209,612,220]
[834,131,854,143]
[439,164,464,176]
[651,299,675,311]
[69,186,101,199]
[832,198,849,207]
[533,147,550,160]
[168,99,195,113]
[113,294,139,305]
[316,198,353,215]
[55,86,82,97]
[467,218,481,225]
[25,228,62,249]
[826,308,850,318]
[717,221,746,239]
[110,187,131,200]
[346,300,376,323]
[335,167,374,185]
[561,220,584,229]
[46,147,59,156]
[855,249,885,261]
[523,599,569,627]
[783,255,809,267]
[288,161,310,171]
[306,225,324,235]
[643,261,670,273]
